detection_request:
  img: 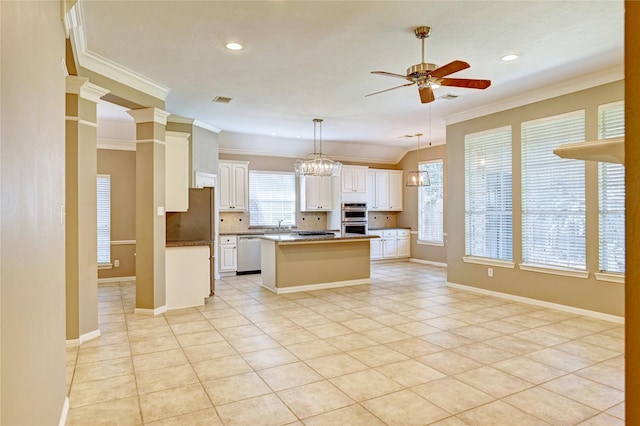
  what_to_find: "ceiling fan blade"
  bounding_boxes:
[419,86,435,103]
[439,78,491,89]
[365,82,415,97]
[371,71,410,80]
[430,60,470,78]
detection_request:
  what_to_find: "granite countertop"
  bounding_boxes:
[220,229,340,236]
[166,240,213,248]
[260,233,378,243]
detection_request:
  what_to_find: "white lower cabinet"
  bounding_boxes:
[370,229,410,260]
[219,236,237,273]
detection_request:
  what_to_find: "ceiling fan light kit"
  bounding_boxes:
[294,118,343,177]
[366,25,491,104]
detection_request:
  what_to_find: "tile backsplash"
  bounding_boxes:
[368,212,398,229]
[220,211,329,234]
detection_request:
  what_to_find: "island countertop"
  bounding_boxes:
[259,233,378,244]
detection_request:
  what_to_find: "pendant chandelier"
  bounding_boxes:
[406,105,432,187]
[294,118,342,177]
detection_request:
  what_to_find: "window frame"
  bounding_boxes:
[248,170,297,227]
[97,174,111,267]
[417,159,444,246]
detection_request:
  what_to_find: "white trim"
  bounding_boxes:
[463,256,515,269]
[97,138,136,151]
[127,108,171,125]
[261,278,370,294]
[166,130,191,139]
[218,147,399,165]
[80,329,101,343]
[65,339,80,348]
[111,240,136,246]
[67,1,170,101]
[98,276,136,284]
[519,263,589,279]
[167,117,222,134]
[594,272,625,284]
[135,138,166,145]
[98,263,112,270]
[417,240,445,247]
[446,281,624,324]
[58,397,70,426]
[80,82,110,103]
[134,305,168,316]
[409,258,447,267]
[65,117,99,128]
[444,66,623,125]
[65,75,88,95]
[194,120,221,134]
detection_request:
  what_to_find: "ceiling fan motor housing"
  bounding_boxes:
[407,62,438,79]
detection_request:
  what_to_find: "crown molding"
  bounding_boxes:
[444,65,623,125]
[127,108,171,125]
[218,147,399,165]
[194,120,221,134]
[67,0,170,101]
[168,115,222,134]
[97,139,136,151]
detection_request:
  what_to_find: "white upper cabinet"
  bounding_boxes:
[341,165,368,193]
[219,161,248,211]
[165,131,190,212]
[367,169,403,211]
[300,176,333,211]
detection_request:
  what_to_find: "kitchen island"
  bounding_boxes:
[259,233,378,294]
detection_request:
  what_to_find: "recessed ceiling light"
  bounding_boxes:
[225,42,243,51]
[501,54,519,61]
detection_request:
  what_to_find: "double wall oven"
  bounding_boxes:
[341,202,368,235]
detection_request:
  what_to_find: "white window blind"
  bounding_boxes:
[522,110,586,269]
[418,160,444,244]
[249,171,296,227]
[97,175,111,265]
[464,126,513,260]
[598,101,625,273]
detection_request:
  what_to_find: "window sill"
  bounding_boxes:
[463,256,515,269]
[98,263,112,270]
[594,272,624,284]
[519,263,589,279]
[417,240,444,247]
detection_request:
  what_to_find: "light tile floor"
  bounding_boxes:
[66,262,625,425]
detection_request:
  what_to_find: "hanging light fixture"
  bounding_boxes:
[294,118,342,177]
[406,105,432,187]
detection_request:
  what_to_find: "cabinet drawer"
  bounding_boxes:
[397,229,410,237]
[220,236,237,245]
[382,230,397,238]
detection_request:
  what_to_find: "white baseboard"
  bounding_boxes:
[410,258,447,267]
[59,397,69,426]
[134,305,167,316]
[81,329,101,343]
[261,278,371,294]
[446,281,625,324]
[98,276,136,284]
[65,328,101,347]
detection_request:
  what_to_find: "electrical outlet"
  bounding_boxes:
[114,259,120,267]
[487,267,493,277]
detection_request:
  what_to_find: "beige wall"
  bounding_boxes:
[446,80,624,316]
[0,1,67,423]
[98,149,137,279]
[398,144,447,264]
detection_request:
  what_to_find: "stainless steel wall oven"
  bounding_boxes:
[341,202,368,235]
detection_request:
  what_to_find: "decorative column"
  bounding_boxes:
[65,76,109,343]
[127,107,171,315]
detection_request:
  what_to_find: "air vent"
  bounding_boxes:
[439,93,459,101]
[212,96,232,104]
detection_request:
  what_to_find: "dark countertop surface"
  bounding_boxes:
[368,227,412,231]
[260,233,378,243]
[220,230,339,236]
[166,240,213,248]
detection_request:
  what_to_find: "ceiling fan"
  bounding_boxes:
[366,26,491,103]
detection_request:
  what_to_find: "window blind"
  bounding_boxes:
[249,171,296,227]
[522,110,585,269]
[465,126,513,260]
[418,160,444,244]
[97,175,111,265]
[598,101,625,273]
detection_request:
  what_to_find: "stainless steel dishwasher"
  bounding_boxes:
[236,236,262,274]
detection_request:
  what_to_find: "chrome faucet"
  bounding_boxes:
[277,218,283,229]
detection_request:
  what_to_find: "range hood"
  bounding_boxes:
[553,137,624,164]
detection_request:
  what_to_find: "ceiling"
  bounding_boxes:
[82,1,624,163]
